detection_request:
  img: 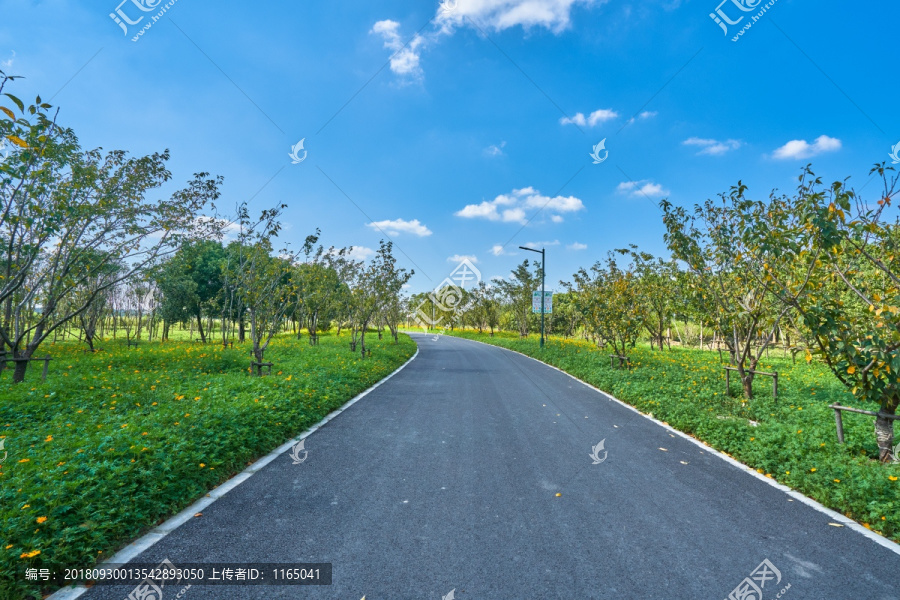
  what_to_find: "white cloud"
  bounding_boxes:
[371,20,426,78]
[456,187,585,225]
[437,0,597,33]
[772,135,842,160]
[560,108,619,127]
[376,0,598,79]
[1,51,15,70]
[490,245,509,256]
[483,141,507,157]
[683,137,742,156]
[567,242,588,250]
[523,240,560,249]
[447,254,479,264]
[347,246,376,261]
[626,111,658,125]
[367,218,432,237]
[617,180,670,198]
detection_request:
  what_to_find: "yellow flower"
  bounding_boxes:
[199,463,206,468]
[36,517,47,524]
[18,459,29,463]
[20,550,40,559]
[5,545,12,549]
[890,476,898,482]
[810,468,817,472]
[833,479,841,483]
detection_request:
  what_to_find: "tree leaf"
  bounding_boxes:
[5,135,28,148]
[0,106,14,120]
[3,93,24,112]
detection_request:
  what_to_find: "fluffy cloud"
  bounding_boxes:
[683,137,742,156]
[456,187,585,225]
[483,141,507,157]
[366,218,432,237]
[772,135,842,160]
[437,0,598,33]
[567,242,588,250]
[347,246,376,261]
[523,240,560,249]
[447,254,479,264]
[617,180,670,198]
[371,20,426,78]
[560,108,619,127]
[375,0,599,78]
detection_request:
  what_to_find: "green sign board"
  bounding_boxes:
[532,291,553,314]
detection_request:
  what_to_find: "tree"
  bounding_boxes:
[624,246,680,350]
[496,260,541,337]
[566,250,644,362]
[228,203,299,371]
[662,188,798,398]
[750,165,900,460]
[154,240,225,343]
[0,77,221,381]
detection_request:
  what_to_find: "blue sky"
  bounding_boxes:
[1,0,897,293]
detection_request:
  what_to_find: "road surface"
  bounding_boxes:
[75,333,900,599]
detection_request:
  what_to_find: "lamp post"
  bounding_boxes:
[519,246,546,349]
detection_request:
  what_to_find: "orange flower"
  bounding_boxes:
[36,517,47,524]
[20,550,41,559]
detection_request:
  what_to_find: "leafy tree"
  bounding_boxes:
[565,251,644,362]
[0,77,221,381]
[229,203,299,370]
[155,240,225,343]
[750,166,900,460]
[662,190,798,398]
[496,260,541,337]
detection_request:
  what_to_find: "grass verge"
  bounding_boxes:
[446,330,900,543]
[0,332,416,599]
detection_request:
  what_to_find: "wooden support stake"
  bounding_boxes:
[834,408,844,444]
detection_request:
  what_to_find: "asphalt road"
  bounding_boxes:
[76,334,900,599]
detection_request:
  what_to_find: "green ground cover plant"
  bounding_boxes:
[446,330,900,542]
[0,332,415,599]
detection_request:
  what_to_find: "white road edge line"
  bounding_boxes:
[48,347,420,600]
[434,333,900,557]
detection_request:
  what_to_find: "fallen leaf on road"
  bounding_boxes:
[194,513,202,518]
[659,448,668,452]
[828,523,844,527]
[680,461,689,465]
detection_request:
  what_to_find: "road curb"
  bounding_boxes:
[436,333,900,557]
[48,346,420,600]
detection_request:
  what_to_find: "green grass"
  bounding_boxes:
[0,331,415,599]
[447,330,900,542]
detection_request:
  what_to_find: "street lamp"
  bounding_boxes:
[519,245,546,349]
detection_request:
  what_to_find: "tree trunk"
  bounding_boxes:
[196,313,206,343]
[876,404,897,463]
[12,355,30,384]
